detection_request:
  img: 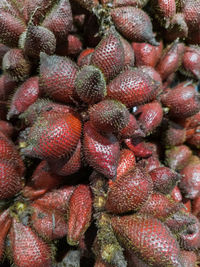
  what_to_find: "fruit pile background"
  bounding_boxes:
[0,0,200,266]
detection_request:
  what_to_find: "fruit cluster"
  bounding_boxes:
[0,0,200,266]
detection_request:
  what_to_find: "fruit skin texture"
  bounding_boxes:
[83,121,120,180]
[137,101,163,135]
[179,162,200,199]
[111,214,182,267]
[161,83,200,119]
[107,69,159,108]
[0,209,12,260]
[116,149,136,181]
[22,112,82,160]
[149,166,181,194]
[89,99,129,134]
[182,46,200,79]
[9,218,52,267]
[67,185,92,246]
[105,168,153,214]
[111,6,158,45]
[7,76,40,119]
[91,27,124,81]
[39,53,79,104]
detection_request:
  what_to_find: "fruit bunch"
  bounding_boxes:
[0,0,200,266]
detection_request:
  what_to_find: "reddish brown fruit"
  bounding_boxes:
[0,209,12,260]
[73,0,99,11]
[139,193,180,220]
[164,121,186,146]
[42,0,73,41]
[150,166,181,194]
[33,186,74,213]
[111,214,182,266]
[31,204,68,240]
[171,185,182,202]
[89,100,129,134]
[161,83,200,118]
[0,160,23,199]
[180,250,197,267]
[48,140,81,176]
[107,68,159,108]
[138,66,162,88]
[39,53,79,104]
[182,46,200,79]
[7,76,40,119]
[67,34,83,56]
[22,160,63,200]
[77,48,94,67]
[9,218,52,267]
[165,145,192,171]
[138,156,161,173]
[102,0,149,8]
[178,214,200,250]
[0,74,16,101]
[119,36,135,68]
[192,196,200,218]
[23,25,56,58]
[183,0,200,30]
[0,131,25,176]
[187,127,200,148]
[132,41,162,67]
[118,113,145,139]
[124,138,153,158]
[156,41,185,80]
[2,49,31,81]
[111,7,158,45]
[91,27,124,81]
[22,112,82,160]
[23,0,54,24]
[105,168,153,214]
[75,65,106,104]
[116,149,136,181]
[179,162,200,199]
[0,11,26,47]
[137,101,163,135]
[67,185,92,245]
[165,211,196,233]
[20,99,73,126]
[154,0,176,28]
[83,121,120,180]
[0,120,14,137]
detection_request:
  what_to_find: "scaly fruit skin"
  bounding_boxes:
[111,214,182,267]
[0,120,14,137]
[0,44,10,66]
[149,166,181,194]
[153,0,176,28]
[164,121,186,146]
[89,99,129,134]
[77,48,94,67]
[39,53,79,104]
[42,0,73,41]
[0,209,12,260]
[105,168,153,214]
[75,65,106,104]
[23,25,56,58]
[165,145,192,171]
[139,193,180,220]
[67,185,92,245]
[179,162,200,199]
[111,6,158,45]
[116,149,136,181]
[83,121,120,180]
[22,112,82,160]
[91,27,124,81]
[9,218,52,267]
[180,250,197,267]
[156,41,184,80]
[2,49,31,81]
[119,35,135,69]
[161,83,200,119]
[107,69,159,108]
[7,76,40,119]
[137,101,163,135]
[0,11,26,47]
[132,41,163,67]
[31,203,68,241]
[182,46,200,79]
